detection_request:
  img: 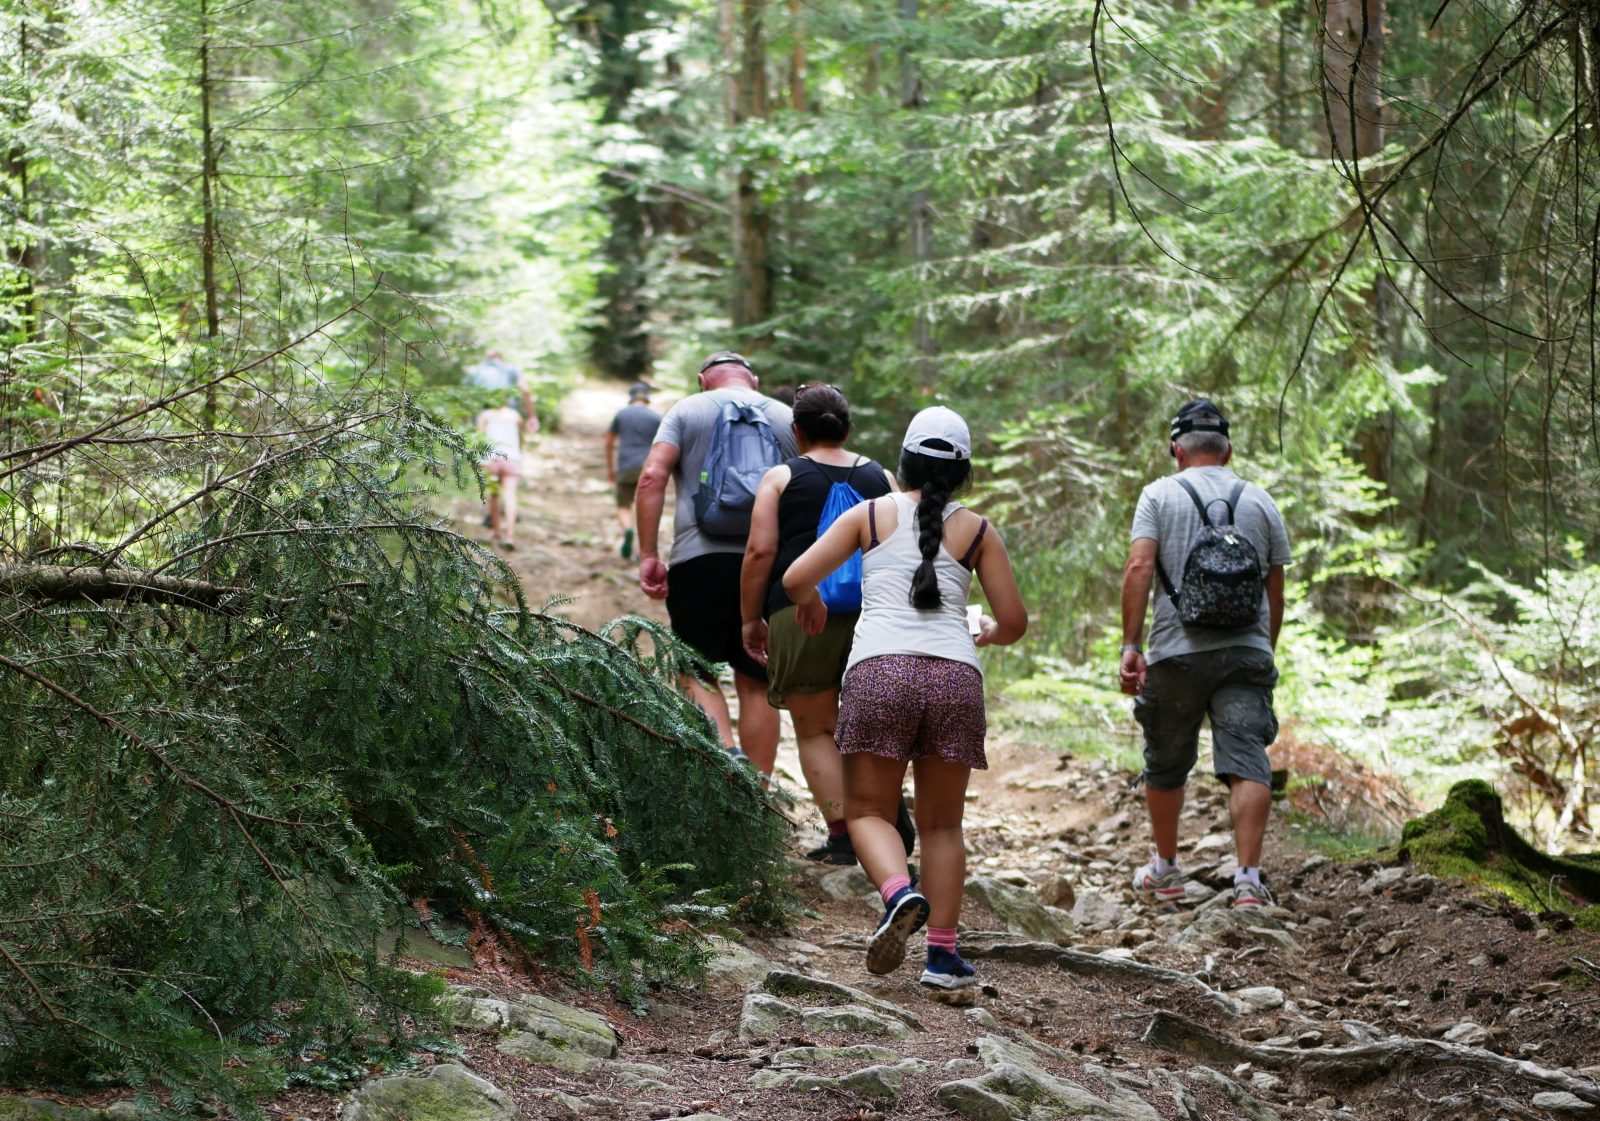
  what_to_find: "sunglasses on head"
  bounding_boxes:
[796,382,842,397]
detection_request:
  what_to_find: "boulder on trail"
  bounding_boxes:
[936,1034,1162,1121]
[966,875,1076,943]
[341,1063,519,1121]
[701,936,782,988]
[750,1058,930,1103]
[436,987,618,1072]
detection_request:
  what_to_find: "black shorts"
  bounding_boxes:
[666,552,767,682]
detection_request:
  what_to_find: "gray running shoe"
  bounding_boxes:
[1131,859,1186,902]
[1230,879,1274,908]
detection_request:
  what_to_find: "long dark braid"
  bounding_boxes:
[900,442,973,610]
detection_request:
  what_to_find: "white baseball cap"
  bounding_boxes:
[902,406,972,461]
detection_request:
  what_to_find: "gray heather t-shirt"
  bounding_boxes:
[1131,465,1291,665]
[609,403,661,474]
[654,388,797,565]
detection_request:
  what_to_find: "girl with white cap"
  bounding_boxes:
[784,405,1028,990]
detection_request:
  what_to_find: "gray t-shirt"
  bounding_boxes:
[654,388,797,565]
[1131,465,1291,665]
[609,403,661,474]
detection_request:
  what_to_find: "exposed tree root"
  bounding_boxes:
[1140,1010,1600,1104]
[960,941,1241,1018]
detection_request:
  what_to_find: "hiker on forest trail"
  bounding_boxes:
[738,384,916,866]
[635,351,797,773]
[606,381,661,561]
[1119,399,1291,909]
[476,395,526,551]
[784,406,1028,991]
[465,350,537,428]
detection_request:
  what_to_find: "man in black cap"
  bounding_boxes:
[606,381,661,560]
[634,352,797,772]
[1118,399,1291,909]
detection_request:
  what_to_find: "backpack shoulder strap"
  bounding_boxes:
[1223,480,1246,522]
[1173,476,1215,527]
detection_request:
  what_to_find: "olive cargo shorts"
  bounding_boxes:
[1134,646,1279,789]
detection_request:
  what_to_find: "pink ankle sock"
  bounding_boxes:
[926,926,958,952]
[828,819,849,837]
[879,874,912,904]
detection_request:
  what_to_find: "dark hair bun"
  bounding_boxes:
[793,385,851,444]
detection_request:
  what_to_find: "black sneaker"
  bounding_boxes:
[805,832,858,866]
[866,888,930,975]
[895,794,916,856]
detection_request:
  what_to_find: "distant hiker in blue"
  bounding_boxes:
[738,384,901,865]
[606,381,661,561]
[634,352,797,773]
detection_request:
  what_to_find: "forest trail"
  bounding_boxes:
[418,385,1600,1121]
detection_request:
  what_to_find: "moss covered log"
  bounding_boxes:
[1399,780,1600,923]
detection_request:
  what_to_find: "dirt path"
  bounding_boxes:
[420,386,1600,1121]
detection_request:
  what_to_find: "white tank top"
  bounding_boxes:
[845,492,981,675]
[481,410,523,462]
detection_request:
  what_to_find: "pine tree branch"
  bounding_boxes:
[0,564,249,614]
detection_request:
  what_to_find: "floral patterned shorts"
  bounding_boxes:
[837,655,988,769]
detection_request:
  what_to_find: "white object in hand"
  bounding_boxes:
[967,604,982,636]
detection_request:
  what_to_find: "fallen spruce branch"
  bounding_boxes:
[960,941,1241,1018]
[1141,1010,1600,1104]
[0,564,249,614]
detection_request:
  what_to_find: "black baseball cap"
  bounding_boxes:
[699,351,753,374]
[628,381,651,400]
[1170,398,1229,441]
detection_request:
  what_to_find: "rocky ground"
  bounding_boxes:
[405,382,1600,1121]
[10,381,1597,1121]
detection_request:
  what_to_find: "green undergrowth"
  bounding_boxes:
[1398,779,1600,915]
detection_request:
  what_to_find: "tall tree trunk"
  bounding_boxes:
[197,0,221,515]
[1323,0,1384,164]
[729,0,772,344]
[900,0,934,385]
[787,0,806,113]
[4,14,43,352]
[585,0,652,380]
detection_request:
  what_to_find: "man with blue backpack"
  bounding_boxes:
[635,352,797,773]
[1118,400,1291,910]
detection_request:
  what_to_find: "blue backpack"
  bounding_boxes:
[693,397,785,537]
[816,462,867,612]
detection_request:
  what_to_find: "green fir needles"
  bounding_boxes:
[0,405,790,1106]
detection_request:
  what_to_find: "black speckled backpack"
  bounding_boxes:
[1156,478,1263,629]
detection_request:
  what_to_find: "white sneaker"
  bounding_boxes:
[1131,859,1187,902]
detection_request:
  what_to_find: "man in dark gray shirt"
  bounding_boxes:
[606,382,660,560]
[635,352,797,773]
[1118,400,1291,910]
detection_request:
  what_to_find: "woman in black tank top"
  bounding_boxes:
[739,386,899,865]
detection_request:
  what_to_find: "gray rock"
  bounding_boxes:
[439,987,617,1062]
[1248,1071,1283,1092]
[769,1044,903,1067]
[1441,1021,1490,1046]
[762,970,925,1030]
[801,1004,917,1040]
[1360,866,1408,894]
[0,1099,108,1121]
[1070,888,1125,931]
[1530,1092,1596,1114]
[737,992,800,1040]
[965,1008,1001,1029]
[1039,875,1076,909]
[1187,1067,1283,1121]
[1233,986,1286,1012]
[702,936,780,988]
[752,1059,929,1103]
[966,876,1075,943]
[935,1035,1161,1121]
[817,865,875,901]
[529,1089,618,1118]
[944,1058,986,1076]
[497,1031,602,1072]
[341,1064,518,1121]
[599,1061,679,1093]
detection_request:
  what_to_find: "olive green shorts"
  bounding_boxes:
[765,604,859,708]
